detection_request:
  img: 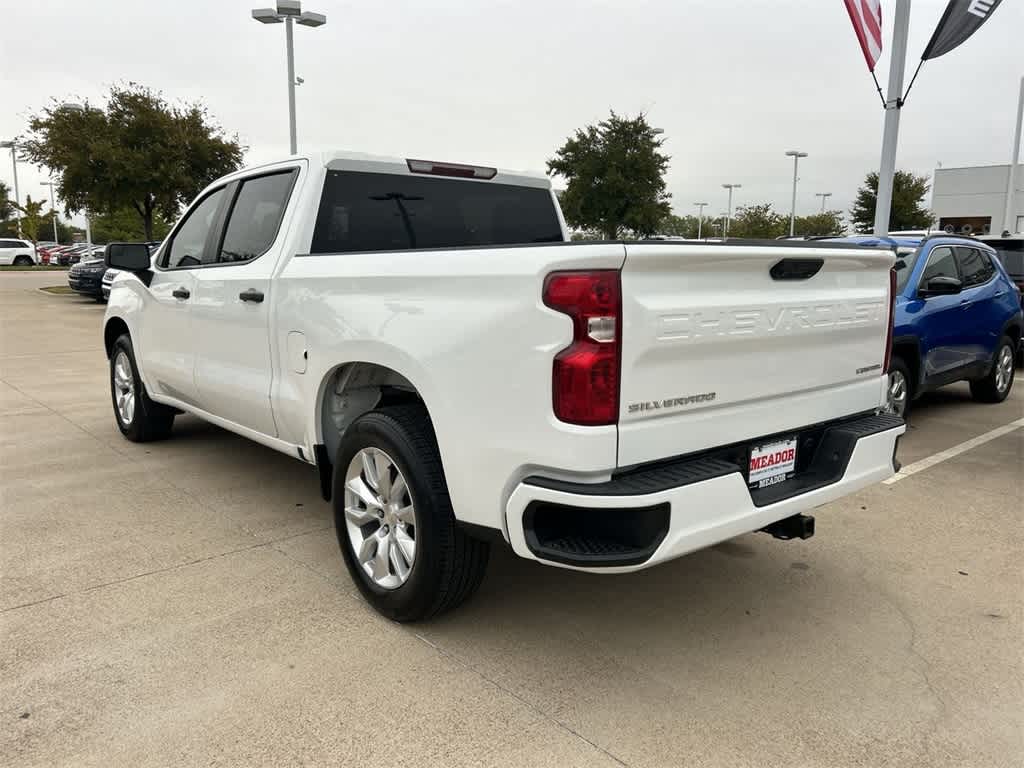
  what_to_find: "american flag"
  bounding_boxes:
[844,0,883,71]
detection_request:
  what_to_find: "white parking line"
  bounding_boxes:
[884,417,1024,484]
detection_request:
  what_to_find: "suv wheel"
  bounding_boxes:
[13,255,33,266]
[332,404,489,622]
[884,357,912,418]
[110,334,176,441]
[969,336,1016,404]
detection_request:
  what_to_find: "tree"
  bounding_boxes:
[850,171,934,233]
[547,112,671,239]
[793,210,845,237]
[12,195,58,245]
[0,180,12,222]
[91,206,173,243]
[21,83,244,240]
[728,203,787,239]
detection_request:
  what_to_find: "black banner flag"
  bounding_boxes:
[922,0,1004,60]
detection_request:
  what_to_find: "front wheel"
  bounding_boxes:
[110,334,176,441]
[332,404,489,622]
[970,336,1016,404]
[12,255,33,267]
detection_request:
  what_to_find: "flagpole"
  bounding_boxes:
[873,0,912,236]
[1002,75,1023,235]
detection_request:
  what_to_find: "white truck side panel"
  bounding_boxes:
[273,242,626,529]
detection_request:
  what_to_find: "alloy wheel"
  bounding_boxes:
[112,350,136,425]
[995,344,1013,394]
[886,369,908,417]
[343,447,417,590]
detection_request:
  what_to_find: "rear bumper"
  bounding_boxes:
[504,413,904,573]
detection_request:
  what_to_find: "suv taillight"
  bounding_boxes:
[543,270,621,426]
[883,267,896,373]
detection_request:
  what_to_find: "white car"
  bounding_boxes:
[0,238,38,266]
[102,151,905,621]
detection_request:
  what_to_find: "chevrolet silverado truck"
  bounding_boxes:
[102,152,905,621]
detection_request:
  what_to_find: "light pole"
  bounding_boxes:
[40,181,59,242]
[252,1,327,155]
[815,192,832,213]
[59,103,92,251]
[785,150,808,237]
[693,202,708,239]
[1,140,22,237]
[722,184,741,236]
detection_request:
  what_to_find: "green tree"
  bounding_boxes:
[12,195,58,245]
[0,180,13,222]
[793,210,845,237]
[728,203,787,239]
[21,83,244,240]
[850,171,934,233]
[547,112,671,239]
[91,206,173,243]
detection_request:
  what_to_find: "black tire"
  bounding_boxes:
[969,335,1016,403]
[886,356,913,419]
[13,255,33,267]
[332,404,489,622]
[109,334,175,442]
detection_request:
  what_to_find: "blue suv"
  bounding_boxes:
[829,236,1022,417]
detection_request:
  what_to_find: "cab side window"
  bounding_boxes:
[919,246,958,288]
[214,170,296,264]
[161,188,226,269]
[955,247,996,288]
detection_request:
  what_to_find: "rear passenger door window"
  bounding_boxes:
[955,247,996,288]
[214,170,297,264]
[918,246,958,290]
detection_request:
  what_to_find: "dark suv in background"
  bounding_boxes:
[980,235,1024,365]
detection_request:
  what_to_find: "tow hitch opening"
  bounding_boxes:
[761,513,815,541]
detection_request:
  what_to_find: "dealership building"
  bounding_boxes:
[931,164,1023,236]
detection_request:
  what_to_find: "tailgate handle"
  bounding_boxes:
[770,258,823,281]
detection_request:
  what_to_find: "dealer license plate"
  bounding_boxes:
[748,437,797,489]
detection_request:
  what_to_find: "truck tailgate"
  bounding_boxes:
[617,242,894,467]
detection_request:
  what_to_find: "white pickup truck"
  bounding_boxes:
[103,152,905,621]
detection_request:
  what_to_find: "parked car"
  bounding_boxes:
[0,238,38,266]
[68,248,108,300]
[101,242,160,301]
[828,235,1022,416]
[980,234,1024,365]
[103,152,904,621]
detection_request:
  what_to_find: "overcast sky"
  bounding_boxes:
[2,0,1022,228]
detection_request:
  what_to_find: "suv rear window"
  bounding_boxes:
[310,171,563,254]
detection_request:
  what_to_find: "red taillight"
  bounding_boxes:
[543,270,621,426]
[883,267,896,373]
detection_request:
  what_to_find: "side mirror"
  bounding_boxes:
[105,242,152,271]
[920,276,962,297]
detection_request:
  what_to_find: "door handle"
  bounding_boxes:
[239,288,264,303]
[172,287,190,300]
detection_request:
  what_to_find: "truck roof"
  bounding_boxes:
[239,151,553,190]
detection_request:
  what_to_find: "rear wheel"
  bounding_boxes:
[884,357,912,418]
[970,336,1016,404]
[332,404,489,622]
[12,255,33,267]
[110,334,176,441]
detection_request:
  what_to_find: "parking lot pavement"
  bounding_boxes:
[2,271,1022,767]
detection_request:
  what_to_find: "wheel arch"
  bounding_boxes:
[891,335,922,398]
[313,361,435,501]
[104,316,131,358]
